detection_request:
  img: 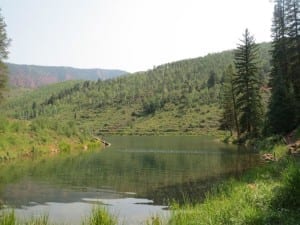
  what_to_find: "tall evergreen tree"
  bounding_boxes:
[234,29,263,138]
[220,65,240,138]
[286,0,300,123]
[207,70,218,89]
[268,68,296,133]
[0,9,10,104]
[268,0,299,133]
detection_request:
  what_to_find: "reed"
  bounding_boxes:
[81,207,117,225]
[0,208,117,225]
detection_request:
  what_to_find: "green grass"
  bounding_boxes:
[0,208,117,225]
[0,211,16,225]
[72,103,224,136]
[0,116,102,161]
[81,207,117,225]
[139,139,300,225]
[166,152,300,225]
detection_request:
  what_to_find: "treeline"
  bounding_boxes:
[2,43,271,122]
[2,80,83,119]
[268,0,300,134]
[221,0,300,140]
[0,9,10,104]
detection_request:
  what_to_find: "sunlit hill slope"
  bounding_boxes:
[2,43,271,136]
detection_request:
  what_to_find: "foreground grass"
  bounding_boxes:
[166,145,300,225]
[0,207,117,225]
[81,207,117,225]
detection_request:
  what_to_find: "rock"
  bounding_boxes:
[288,141,300,156]
[261,153,276,162]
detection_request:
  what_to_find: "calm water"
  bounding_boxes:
[0,136,260,224]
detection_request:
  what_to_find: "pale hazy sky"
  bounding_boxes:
[1,0,274,72]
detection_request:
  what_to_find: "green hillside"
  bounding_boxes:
[1,43,272,136]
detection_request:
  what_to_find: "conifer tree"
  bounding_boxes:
[220,65,240,138]
[268,68,296,133]
[234,29,263,138]
[268,0,299,133]
[0,9,10,104]
[286,0,300,123]
[207,70,217,89]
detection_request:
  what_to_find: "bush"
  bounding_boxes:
[87,140,100,149]
[255,135,283,152]
[58,142,71,153]
[143,98,163,115]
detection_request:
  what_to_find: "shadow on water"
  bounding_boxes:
[139,145,260,205]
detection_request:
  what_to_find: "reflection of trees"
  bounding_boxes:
[144,150,260,205]
[145,173,232,205]
[142,154,159,168]
[0,141,260,206]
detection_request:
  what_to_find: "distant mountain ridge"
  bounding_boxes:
[7,63,127,88]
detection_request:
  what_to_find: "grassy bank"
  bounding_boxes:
[165,142,300,225]
[0,116,102,161]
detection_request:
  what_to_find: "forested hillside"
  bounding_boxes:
[2,43,272,135]
[7,63,127,88]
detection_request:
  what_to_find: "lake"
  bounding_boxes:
[0,136,260,224]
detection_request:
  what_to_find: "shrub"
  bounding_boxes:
[87,141,100,149]
[58,142,71,153]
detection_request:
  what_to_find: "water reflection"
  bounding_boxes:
[0,136,260,224]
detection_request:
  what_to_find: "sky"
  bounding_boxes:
[1,0,274,72]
